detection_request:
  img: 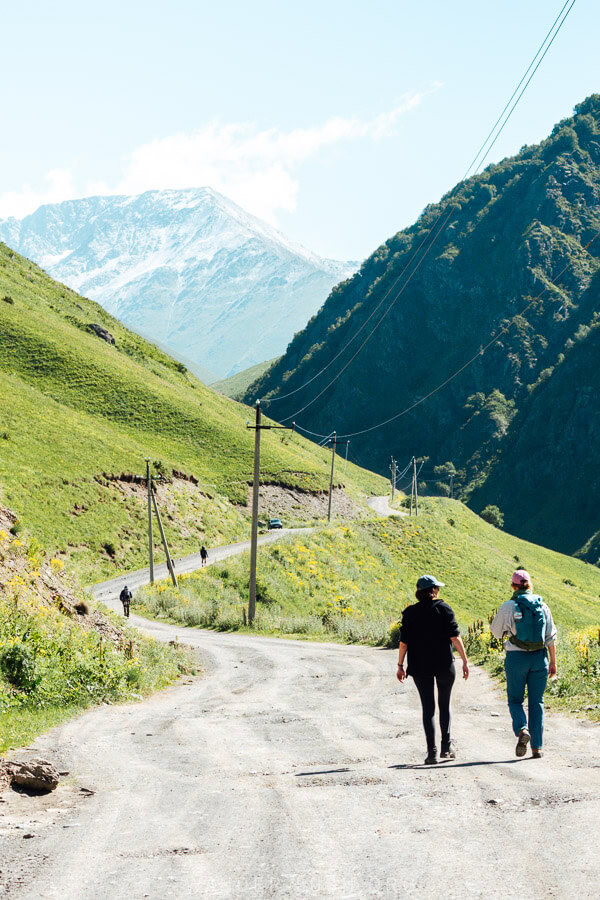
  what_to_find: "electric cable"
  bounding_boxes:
[330,227,600,439]
[271,0,577,425]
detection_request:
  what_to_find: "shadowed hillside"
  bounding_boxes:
[247,95,600,558]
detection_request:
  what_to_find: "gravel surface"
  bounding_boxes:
[3,502,599,898]
[90,528,310,607]
[2,621,600,899]
[366,496,406,517]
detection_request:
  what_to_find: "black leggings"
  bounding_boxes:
[412,665,456,753]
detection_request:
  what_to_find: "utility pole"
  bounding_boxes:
[145,458,154,584]
[343,441,350,479]
[327,432,337,522]
[450,473,454,500]
[390,457,397,504]
[409,457,414,517]
[151,479,178,588]
[413,456,419,517]
[247,402,293,625]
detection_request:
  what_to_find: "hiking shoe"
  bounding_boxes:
[532,749,544,759]
[515,728,530,757]
[440,742,456,760]
[424,752,438,765]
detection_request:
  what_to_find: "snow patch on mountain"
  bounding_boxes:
[0,188,357,377]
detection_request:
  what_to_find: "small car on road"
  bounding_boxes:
[268,518,283,530]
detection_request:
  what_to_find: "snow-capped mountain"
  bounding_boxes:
[0,188,357,378]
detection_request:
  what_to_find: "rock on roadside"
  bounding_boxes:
[3,758,60,793]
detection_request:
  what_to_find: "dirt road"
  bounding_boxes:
[366,495,405,518]
[3,618,600,899]
[91,492,395,608]
[90,528,309,607]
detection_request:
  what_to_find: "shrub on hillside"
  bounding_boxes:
[480,505,504,529]
[0,644,38,692]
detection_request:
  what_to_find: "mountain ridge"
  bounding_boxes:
[0,187,357,378]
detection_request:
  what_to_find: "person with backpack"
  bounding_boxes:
[396,574,470,765]
[200,545,208,567]
[119,585,132,618]
[490,569,557,759]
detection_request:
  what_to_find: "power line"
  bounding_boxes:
[292,217,599,442]
[271,0,577,425]
[329,227,599,440]
[464,0,574,177]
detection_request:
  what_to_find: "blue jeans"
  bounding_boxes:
[504,649,548,749]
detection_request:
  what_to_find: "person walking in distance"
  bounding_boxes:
[397,575,469,765]
[490,569,557,759]
[119,585,132,618]
[200,545,208,568]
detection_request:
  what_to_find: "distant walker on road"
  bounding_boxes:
[119,585,132,618]
[200,545,208,567]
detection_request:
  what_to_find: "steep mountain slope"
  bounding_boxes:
[469,300,600,559]
[247,95,600,557]
[0,242,386,582]
[0,188,356,378]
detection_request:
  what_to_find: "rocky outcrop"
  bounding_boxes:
[87,324,115,345]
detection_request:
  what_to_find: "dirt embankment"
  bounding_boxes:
[248,484,366,522]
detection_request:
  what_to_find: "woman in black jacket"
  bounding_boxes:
[396,574,469,764]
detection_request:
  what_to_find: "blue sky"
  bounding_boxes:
[1,0,596,258]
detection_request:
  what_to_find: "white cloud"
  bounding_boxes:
[0,169,75,219]
[0,87,439,222]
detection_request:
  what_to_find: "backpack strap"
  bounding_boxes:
[508,635,546,651]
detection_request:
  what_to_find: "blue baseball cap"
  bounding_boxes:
[416,574,445,590]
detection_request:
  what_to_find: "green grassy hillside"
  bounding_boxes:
[0,516,190,751]
[139,498,600,635]
[212,357,279,400]
[0,243,387,583]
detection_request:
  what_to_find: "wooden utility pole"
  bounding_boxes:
[151,480,178,588]
[413,456,419,516]
[248,401,262,626]
[247,401,293,625]
[409,457,414,517]
[390,457,397,504]
[327,432,337,522]
[343,441,350,479]
[145,458,154,584]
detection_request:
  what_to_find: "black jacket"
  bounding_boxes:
[399,598,460,676]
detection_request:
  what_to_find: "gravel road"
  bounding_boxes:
[366,496,406,518]
[90,528,309,607]
[3,503,599,898]
[3,621,600,899]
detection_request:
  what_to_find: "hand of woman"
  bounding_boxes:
[462,661,469,680]
[548,661,557,678]
[396,663,406,683]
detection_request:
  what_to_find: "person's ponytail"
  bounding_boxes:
[415,587,437,602]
